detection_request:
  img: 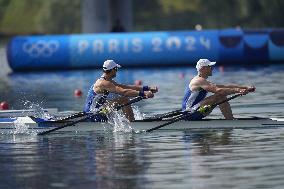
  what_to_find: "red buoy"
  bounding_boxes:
[179,72,185,79]
[219,66,225,73]
[0,101,9,110]
[74,89,82,97]
[135,80,143,86]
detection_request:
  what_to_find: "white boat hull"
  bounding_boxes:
[1,116,284,134]
[0,108,58,118]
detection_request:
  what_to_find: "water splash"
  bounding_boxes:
[133,105,146,120]
[10,118,37,135]
[105,105,145,133]
[22,100,53,119]
[107,110,133,133]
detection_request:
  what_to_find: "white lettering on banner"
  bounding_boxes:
[78,40,89,54]
[185,36,196,51]
[123,39,128,53]
[200,36,211,50]
[78,38,143,54]
[166,37,181,50]
[76,36,211,55]
[132,38,143,52]
[152,37,163,52]
[93,40,104,53]
[151,36,211,52]
[23,40,59,57]
[108,39,120,53]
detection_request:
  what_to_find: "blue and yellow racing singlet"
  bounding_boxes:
[182,85,207,111]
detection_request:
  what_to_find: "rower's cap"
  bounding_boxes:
[103,60,121,71]
[196,59,216,72]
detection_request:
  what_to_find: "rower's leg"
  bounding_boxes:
[111,97,135,121]
[218,101,234,120]
[200,94,234,119]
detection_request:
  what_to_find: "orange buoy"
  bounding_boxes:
[74,89,83,97]
[0,101,9,110]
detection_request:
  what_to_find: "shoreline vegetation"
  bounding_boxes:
[0,0,284,36]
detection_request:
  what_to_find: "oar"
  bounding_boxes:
[37,96,143,135]
[30,111,88,123]
[145,93,244,132]
[32,94,147,124]
[144,109,183,121]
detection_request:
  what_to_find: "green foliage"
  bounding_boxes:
[0,0,44,34]
[0,0,10,20]
[133,0,284,30]
[0,0,81,34]
[37,0,81,34]
[1,0,284,34]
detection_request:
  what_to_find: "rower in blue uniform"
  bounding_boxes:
[182,59,255,120]
[84,60,158,121]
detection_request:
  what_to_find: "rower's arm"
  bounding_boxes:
[114,81,158,93]
[199,80,243,96]
[216,84,248,89]
[216,84,256,94]
[103,81,154,98]
[114,81,142,91]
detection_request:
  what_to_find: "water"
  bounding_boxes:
[1,130,284,189]
[1,51,284,188]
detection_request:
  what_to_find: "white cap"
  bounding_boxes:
[103,60,121,71]
[196,59,216,72]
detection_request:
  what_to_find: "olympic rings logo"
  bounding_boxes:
[23,40,59,57]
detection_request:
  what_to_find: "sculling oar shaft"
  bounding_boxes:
[115,96,143,110]
[145,93,243,132]
[145,109,183,121]
[37,96,143,135]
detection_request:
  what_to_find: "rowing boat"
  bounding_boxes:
[0,93,283,134]
[0,116,283,134]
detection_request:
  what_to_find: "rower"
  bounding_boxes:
[182,59,255,120]
[84,60,158,121]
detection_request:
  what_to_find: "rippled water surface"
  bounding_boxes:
[0,59,284,188]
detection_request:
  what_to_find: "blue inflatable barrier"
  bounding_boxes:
[243,30,269,63]
[268,29,284,61]
[218,29,244,63]
[6,28,284,71]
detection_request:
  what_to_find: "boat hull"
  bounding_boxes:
[0,108,58,118]
[1,116,284,134]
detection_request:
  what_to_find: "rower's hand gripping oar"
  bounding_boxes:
[145,91,251,132]
[37,96,143,135]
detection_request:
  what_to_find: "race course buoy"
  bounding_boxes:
[74,89,83,97]
[0,101,9,110]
